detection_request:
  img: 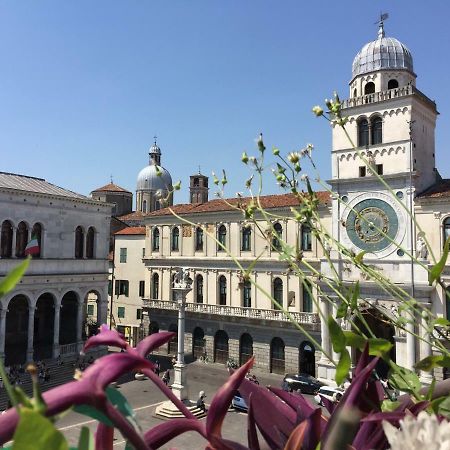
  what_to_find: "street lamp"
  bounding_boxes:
[155,267,205,419]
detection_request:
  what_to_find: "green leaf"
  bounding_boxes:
[336,301,348,319]
[73,405,113,427]
[354,251,366,264]
[426,377,436,402]
[0,258,30,297]
[77,427,94,450]
[429,236,450,285]
[368,338,393,356]
[335,348,351,386]
[389,363,421,396]
[414,355,444,371]
[343,331,366,350]
[432,317,450,327]
[437,395,450,419]
[328,316,346,353]
[381,399,401,412]
[12,409,68,450]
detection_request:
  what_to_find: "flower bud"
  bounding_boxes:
[312,105,323,117]
[241,152,249,164]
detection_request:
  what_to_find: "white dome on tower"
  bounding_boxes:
[136,165,172,191]
[352,22,414,79]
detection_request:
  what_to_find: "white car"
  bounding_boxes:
[232,391,248,412]
[314,386,345,406]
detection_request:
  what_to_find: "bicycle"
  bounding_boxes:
[199,354,210,364]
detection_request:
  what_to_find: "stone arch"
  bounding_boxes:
[60,291,79,346]
[1,220,14,258]
[31,222,43,258]
[270,337,285,374]
[214,330,229,364]
[86,227,96,259]
[34,292,56,360]
[84,289,101,338]
[239,333,253,366]
[5,294,30,365]
[15,221,30,258]
[167,323,178,355]
[299,341,315,376]
[75,226,84,259]
[192,326,205,359]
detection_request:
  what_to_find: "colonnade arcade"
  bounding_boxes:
[1,288,105,366]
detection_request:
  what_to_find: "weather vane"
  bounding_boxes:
[375,12,388,38]
[153,135,158,145]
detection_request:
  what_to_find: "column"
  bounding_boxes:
[53,303,61,358]
[76,301,84,352]
[26,305,35,362]
[406,309,416,370]
[0,309,7,359]
[420,307,433,383]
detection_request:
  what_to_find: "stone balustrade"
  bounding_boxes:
[143,298,320,327]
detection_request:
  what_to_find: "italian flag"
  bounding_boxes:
[24,235,40,256]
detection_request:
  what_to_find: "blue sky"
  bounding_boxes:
[1,1,449,204]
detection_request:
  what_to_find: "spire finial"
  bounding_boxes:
[153,135,157,145]
[376,12,388,38]
[198,165,201,174]
[110,174,113,184]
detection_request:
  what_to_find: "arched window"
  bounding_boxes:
[270,337,285,374]
[195,227,204,251]
[171,227,179,251]
[299,341,316,376]
[273,277,283,310]
[1,220,13,257]
[193,327,205,359]
[303,280,313,312]
[214,330,229,364]
[15,221,28,258]
[152,228,160,251]
[86,227,95,259]
[388,79,399,90]
[371,116,383,145]
[301,225,312,251]
[364,82,375,94]
[358,118,369,147]
[196,275,203,303]
[193,177,199,187]
[240,333,253,366]
[152,273,159,299]
[242,226,251,251]
[243,280,251,308]
[31,223,42,258]
[142,200,147,213]
[219,275,227,305]
[217,225,226,251]
[75,226,84,259]
[444,217,450,246]
[272,222,283,250]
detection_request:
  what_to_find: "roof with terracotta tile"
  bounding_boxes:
[117,211,149,221]
[115,226,146,235]
[417,179,450,200]
[91,183,132,194]
[146,192,331,217]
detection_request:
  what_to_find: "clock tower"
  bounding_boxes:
[318,18,440,381]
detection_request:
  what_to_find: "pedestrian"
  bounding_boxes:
[154,361,161,376]
[196,391,207,413]
[162,369,170,386]
[282,379,290,392]
[171,357,176,367]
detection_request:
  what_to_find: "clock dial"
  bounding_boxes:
[346,199,398,252]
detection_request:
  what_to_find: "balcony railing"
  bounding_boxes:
[143,299,320,326]
[341,85,435,110]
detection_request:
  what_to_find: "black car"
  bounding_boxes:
[283,373,323,394]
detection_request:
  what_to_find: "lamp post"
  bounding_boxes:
[155,267,206,419]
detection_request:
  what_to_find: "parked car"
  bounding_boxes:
[232,391,248,412]
[314,386,345,406]
[283,373,323,394]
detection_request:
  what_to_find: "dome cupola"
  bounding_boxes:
[352,20,414,80]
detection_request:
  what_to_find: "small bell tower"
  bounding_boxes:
[189,169,209,204]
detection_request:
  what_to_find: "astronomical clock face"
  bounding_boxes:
[346,198,399,252]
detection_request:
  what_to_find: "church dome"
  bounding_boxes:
[136,165,172,192]
[352,24,413,79]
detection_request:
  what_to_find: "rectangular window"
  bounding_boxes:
[119,247,127,263]
[136,309,142,320]
[359,166,366,177]
[115,280,129,297]
[87,304,94,316]
[243,282,251,308]
[108,280,112,295]
[118,306,125,318]
[301,225,312,251]
[139,280,145,297]
[303,281,313,313]
[142,248,145,258]
[376,164,383,175]
[242,227,252,251]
